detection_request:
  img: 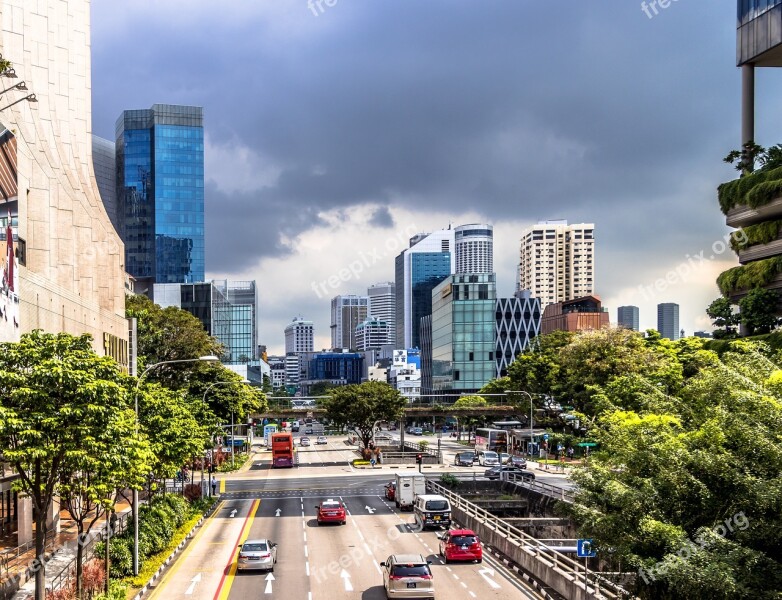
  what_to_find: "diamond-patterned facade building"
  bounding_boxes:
[495,292,541,378]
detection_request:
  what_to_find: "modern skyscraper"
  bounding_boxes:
[367,281,395,345]
[657,303,680,341]
[617,305,640,331]
[116,104,205,288]
[518,220,595,309]
[430,273,497,393]
[395,229,455,349]
[455,224,493,274]
[153,280,257,363]
[331,295,368,350]
[495,291,542,378]
[285,316,314,354]
[355,317,391,352]
[92,135,120,234]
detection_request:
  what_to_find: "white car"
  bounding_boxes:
[237,539,277,572]
[299,437,311,447]
[316,436,328,445]
[478,451,500,466]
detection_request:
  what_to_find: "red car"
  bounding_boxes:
[439,529,482,563]
[384,481,396,501]
[316,499,346,525]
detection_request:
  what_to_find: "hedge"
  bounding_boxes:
[718,165,782,213]
[730,220,782,253]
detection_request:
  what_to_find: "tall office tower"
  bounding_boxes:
[395,229,455,349]
[367,281,396,345]
[430,273,497,393]
[617,306,640,331]
[518,220,595,309]
[116,104,205,290]
[455,224,493,274]
[285,316,314,354]
[153,281,257,364]
[495,291,541,378]
[330,295,368,350]
[0,0,127,356]
[355,317,391,352]
[657,303,680,341]
[92,135,120,234]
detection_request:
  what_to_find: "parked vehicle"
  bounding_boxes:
[380,554,434,599]
[237,539,277,572]
[394,473,426,511]
[413,494,451,530]
[438,529,482,563]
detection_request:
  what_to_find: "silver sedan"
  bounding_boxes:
[237,539,277,572]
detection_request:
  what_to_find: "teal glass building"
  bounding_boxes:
[116,104,204,284]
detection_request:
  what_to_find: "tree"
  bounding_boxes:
[184,364,266,425]
[738,287,780,336]
[706,297,740,338]
[452,395,488,442]
[322,381,406,449]
[0,331,144,600]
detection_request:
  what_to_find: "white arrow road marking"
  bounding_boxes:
[229,509,237,518]
[265,573,275,594]
[365,506,376,514]
[275,508,282,517]
[478,568,501,589]
[341,569,353,592]
[184,573,201,595]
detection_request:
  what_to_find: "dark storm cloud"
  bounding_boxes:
[368,206,395,229]
[90,1,776,277]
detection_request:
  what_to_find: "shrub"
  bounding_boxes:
[183,483,202,502]
[418,441,429,451]
[92,581,127,600]
[717,256,782,295]
[94,537,133,577]
[440,473,459,488]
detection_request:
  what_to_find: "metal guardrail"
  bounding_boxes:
[0,529,56,580]
[426,479,632,599]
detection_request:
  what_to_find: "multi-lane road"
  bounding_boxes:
[146,434,568,600]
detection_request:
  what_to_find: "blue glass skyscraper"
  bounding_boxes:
[116,104,204,285]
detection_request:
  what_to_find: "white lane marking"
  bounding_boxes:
[305,561,310,576]
[340,569,353,592]
[452,574,460,580]
[264,573,275,594]
[184,573,201,595]
[303,531,307,543]
[478,567,502,590]
[469,592,476,598]
[275,508,282,517]
[229,509,237,518]
[461,581,468,589]
[304,546,308,558]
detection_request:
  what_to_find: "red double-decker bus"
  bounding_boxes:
[271,432,294,468]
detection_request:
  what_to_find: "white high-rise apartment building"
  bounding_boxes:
[455,224,493,274]
[367,282,395,345]
[355,317,391,352]
[285,316,314,354]
[330,295,368,350]
[518,220,595,308]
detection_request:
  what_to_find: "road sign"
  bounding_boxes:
[577,539,597,558]
[577,442,598,447]
[543,433,549,441]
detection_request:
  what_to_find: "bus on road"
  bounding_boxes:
[271,432,295,468]
[474,428,508,453]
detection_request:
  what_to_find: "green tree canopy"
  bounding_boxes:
[322,381,406,449]
[738,287,780,336]
[0,331,150,600]
[706,297,740,339]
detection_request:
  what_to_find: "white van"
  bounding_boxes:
[413,494,451,530]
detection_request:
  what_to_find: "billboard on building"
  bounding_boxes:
[0,127,19,343]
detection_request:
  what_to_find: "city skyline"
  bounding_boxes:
[89,2,761,354]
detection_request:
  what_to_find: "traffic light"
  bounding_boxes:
[416,453,423,465]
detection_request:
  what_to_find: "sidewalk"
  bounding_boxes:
[2,501,130,600]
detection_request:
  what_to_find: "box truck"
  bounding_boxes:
[394,473,426,511]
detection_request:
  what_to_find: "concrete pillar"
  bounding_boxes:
[742,63,755,146]
[46,496,61,534]
[16,496,32,546]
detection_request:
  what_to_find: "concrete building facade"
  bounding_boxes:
[541,295,609,335]
[330,295,368,350]
[518,220,595,309]
[355,316,390,352]
[285,316,314,354]
[367,281,395,345]
[455,224,493,274]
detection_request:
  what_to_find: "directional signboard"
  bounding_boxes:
[577,539,597,558]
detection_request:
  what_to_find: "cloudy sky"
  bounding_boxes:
[90,1,782,354]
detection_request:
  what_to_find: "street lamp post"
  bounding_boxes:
[203,380,251,477]
[132,355,219,577]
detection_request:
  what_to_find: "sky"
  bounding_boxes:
[89,0,782,355]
